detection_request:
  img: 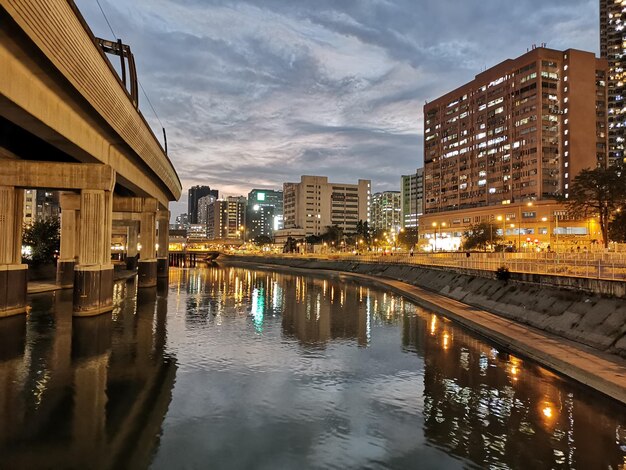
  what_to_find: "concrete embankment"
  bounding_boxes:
[221,254,626,403]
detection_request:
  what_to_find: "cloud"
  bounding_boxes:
[75,0,598,217]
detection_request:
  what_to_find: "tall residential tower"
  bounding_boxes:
[600,0,626,164]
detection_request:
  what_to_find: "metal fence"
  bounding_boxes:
[264,251,626,281]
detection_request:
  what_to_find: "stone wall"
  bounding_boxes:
[223,255,626,358]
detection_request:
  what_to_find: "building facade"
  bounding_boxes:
[371,191,402,232]
[23,189,60,227]
[247,189,283,240]
[600,0,626,164]
[207,196,246,240]
[401,169,424,229]
[197,194,217,225]
[283,176,370,236]
[421,47,608,250]
[188,185,219,224]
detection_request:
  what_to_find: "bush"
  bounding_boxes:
[22,218,60,266]
[495,266,511,282]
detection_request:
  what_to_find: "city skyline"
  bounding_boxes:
[74,0,599,218]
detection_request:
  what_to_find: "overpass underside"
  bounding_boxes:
[0,1,182,316]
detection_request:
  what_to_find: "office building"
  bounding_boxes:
[247,189,283,240]
[420,47,608,250]
[197,194,217,225]
[283,176,370,236]
[371,191,402,232]
[401,169,424,228]
[23,189,60,226]
[173,213,189,230]
[188,185,218,224]
[600,0,626,164]
[207,196,246,240]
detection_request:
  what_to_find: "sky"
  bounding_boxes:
[75,0,599,218]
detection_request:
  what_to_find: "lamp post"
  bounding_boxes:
[497,215,505,244]
[517,201,533,252]
[432,222,438,252]
[542,216,549,249]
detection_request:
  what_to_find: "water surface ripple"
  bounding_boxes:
[0,265,624,469]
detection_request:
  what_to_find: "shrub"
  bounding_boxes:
[495,266,511,282]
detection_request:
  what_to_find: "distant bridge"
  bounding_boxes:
[0,1,181,316]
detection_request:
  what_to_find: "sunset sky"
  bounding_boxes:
[75,0,599,217]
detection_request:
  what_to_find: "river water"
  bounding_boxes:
[0,265,625,469]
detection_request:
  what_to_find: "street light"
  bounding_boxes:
[517,201,533,251]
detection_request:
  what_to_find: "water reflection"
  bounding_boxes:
[0,280,176,469]
[1,266,625,469]
[159,266,626,469]
[404,311,626,469]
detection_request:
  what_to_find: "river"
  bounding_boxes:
[0,264,624,469]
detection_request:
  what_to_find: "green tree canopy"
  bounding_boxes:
[253,235,273,246]
[462,222,502,251]
[609,210,626,243]
[565,165,626,248]
[397,228,419,249]
[22,218,60,266]
[321,225,343,245]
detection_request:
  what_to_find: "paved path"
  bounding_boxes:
[230,260,626,405]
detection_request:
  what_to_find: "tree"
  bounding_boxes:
[305,234,321,245]
[321,225,343,245]
[397,228,419,249]
[355,220,371,243]
[565,166,626,248]
[609,210,626,243]
[462,222,502,251]
[254,235,273,246]
[22,218,60,266]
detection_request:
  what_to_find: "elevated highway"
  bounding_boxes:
[0,1,182,316]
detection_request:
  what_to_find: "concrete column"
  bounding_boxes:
[156,208,170,279]
[73,189,114,316]
[138,199,157,288]
[0,186,27,317]
[126,222,138,270]
[57,192,80,288]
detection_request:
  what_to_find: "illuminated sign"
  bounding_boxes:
[257,192,266,201]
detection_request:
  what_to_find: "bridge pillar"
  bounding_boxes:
[156,209,170,279]
[126,222,139,270]
[138,199,157,288]
[0,186,27,317]
[57,192,80,288]
[73,189,114,316]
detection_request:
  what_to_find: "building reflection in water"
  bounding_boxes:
[178,265,626,469]
[177,266,386,347]
[0,279,176,468]
[403,311,626,469]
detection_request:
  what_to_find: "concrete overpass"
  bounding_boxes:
[0,1,182,316]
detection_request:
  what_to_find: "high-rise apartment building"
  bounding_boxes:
[600,0,626,164]
[23,189,60,226]
[188,185,219,224]
[401,169,424,228]
[283,176,370,236]
[420,47,608,250]
[207,196,246,240]
[247,189,283,240]
[197,194,217,225]
[370,191,402,232]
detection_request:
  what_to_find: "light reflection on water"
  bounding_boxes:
[0,265,625,469]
